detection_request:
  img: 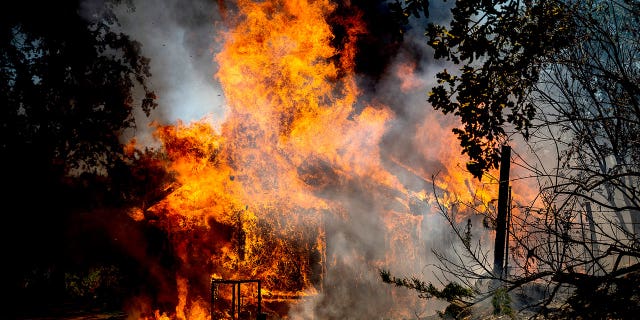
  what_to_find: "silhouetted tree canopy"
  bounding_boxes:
[1,0,156,176]
[390,0,573,179]
[0,0,166,316]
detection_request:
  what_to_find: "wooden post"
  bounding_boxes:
[237,282,241,318]
[211,282,217,320]
[503,186,512,277]
[211,279,263,320]
[257,281,262,316]
[493,145,511,279]
[231,284,236,319]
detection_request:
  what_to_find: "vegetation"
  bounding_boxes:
[0,0,174,316]
[390,0,573,179]
[383,0,640,318]
[380,269,474,319]
[491,287,514,319]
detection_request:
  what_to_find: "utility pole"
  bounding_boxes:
[493,145,511,279]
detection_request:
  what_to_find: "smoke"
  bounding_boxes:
[281,2,479,318]
[111,0,228,145]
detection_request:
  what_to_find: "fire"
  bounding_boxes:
[126,0,510,318]
[414,113,499,211]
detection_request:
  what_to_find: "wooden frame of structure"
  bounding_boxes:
[210,278,262,320]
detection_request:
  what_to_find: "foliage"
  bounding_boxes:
[388,0,429,27]
[560,270,640,319]
[389,0,574,178]
[511,0,640,317]
[387,0,640,318]
[65,265,122,301]
[380,269,474,319]
[491,287,514,318]
[0,0,163,316]
[0,0,157,176]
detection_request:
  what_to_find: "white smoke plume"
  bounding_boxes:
[111,0,228,146]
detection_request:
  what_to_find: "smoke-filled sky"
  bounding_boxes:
[112,0,452,136]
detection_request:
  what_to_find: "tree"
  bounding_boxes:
[511,0,640,316]
[0,0,156,176]
[0,0,162,315]
[384,0,640,318]
[389,0,573,179]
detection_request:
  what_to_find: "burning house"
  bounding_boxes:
[110,0,504,318]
